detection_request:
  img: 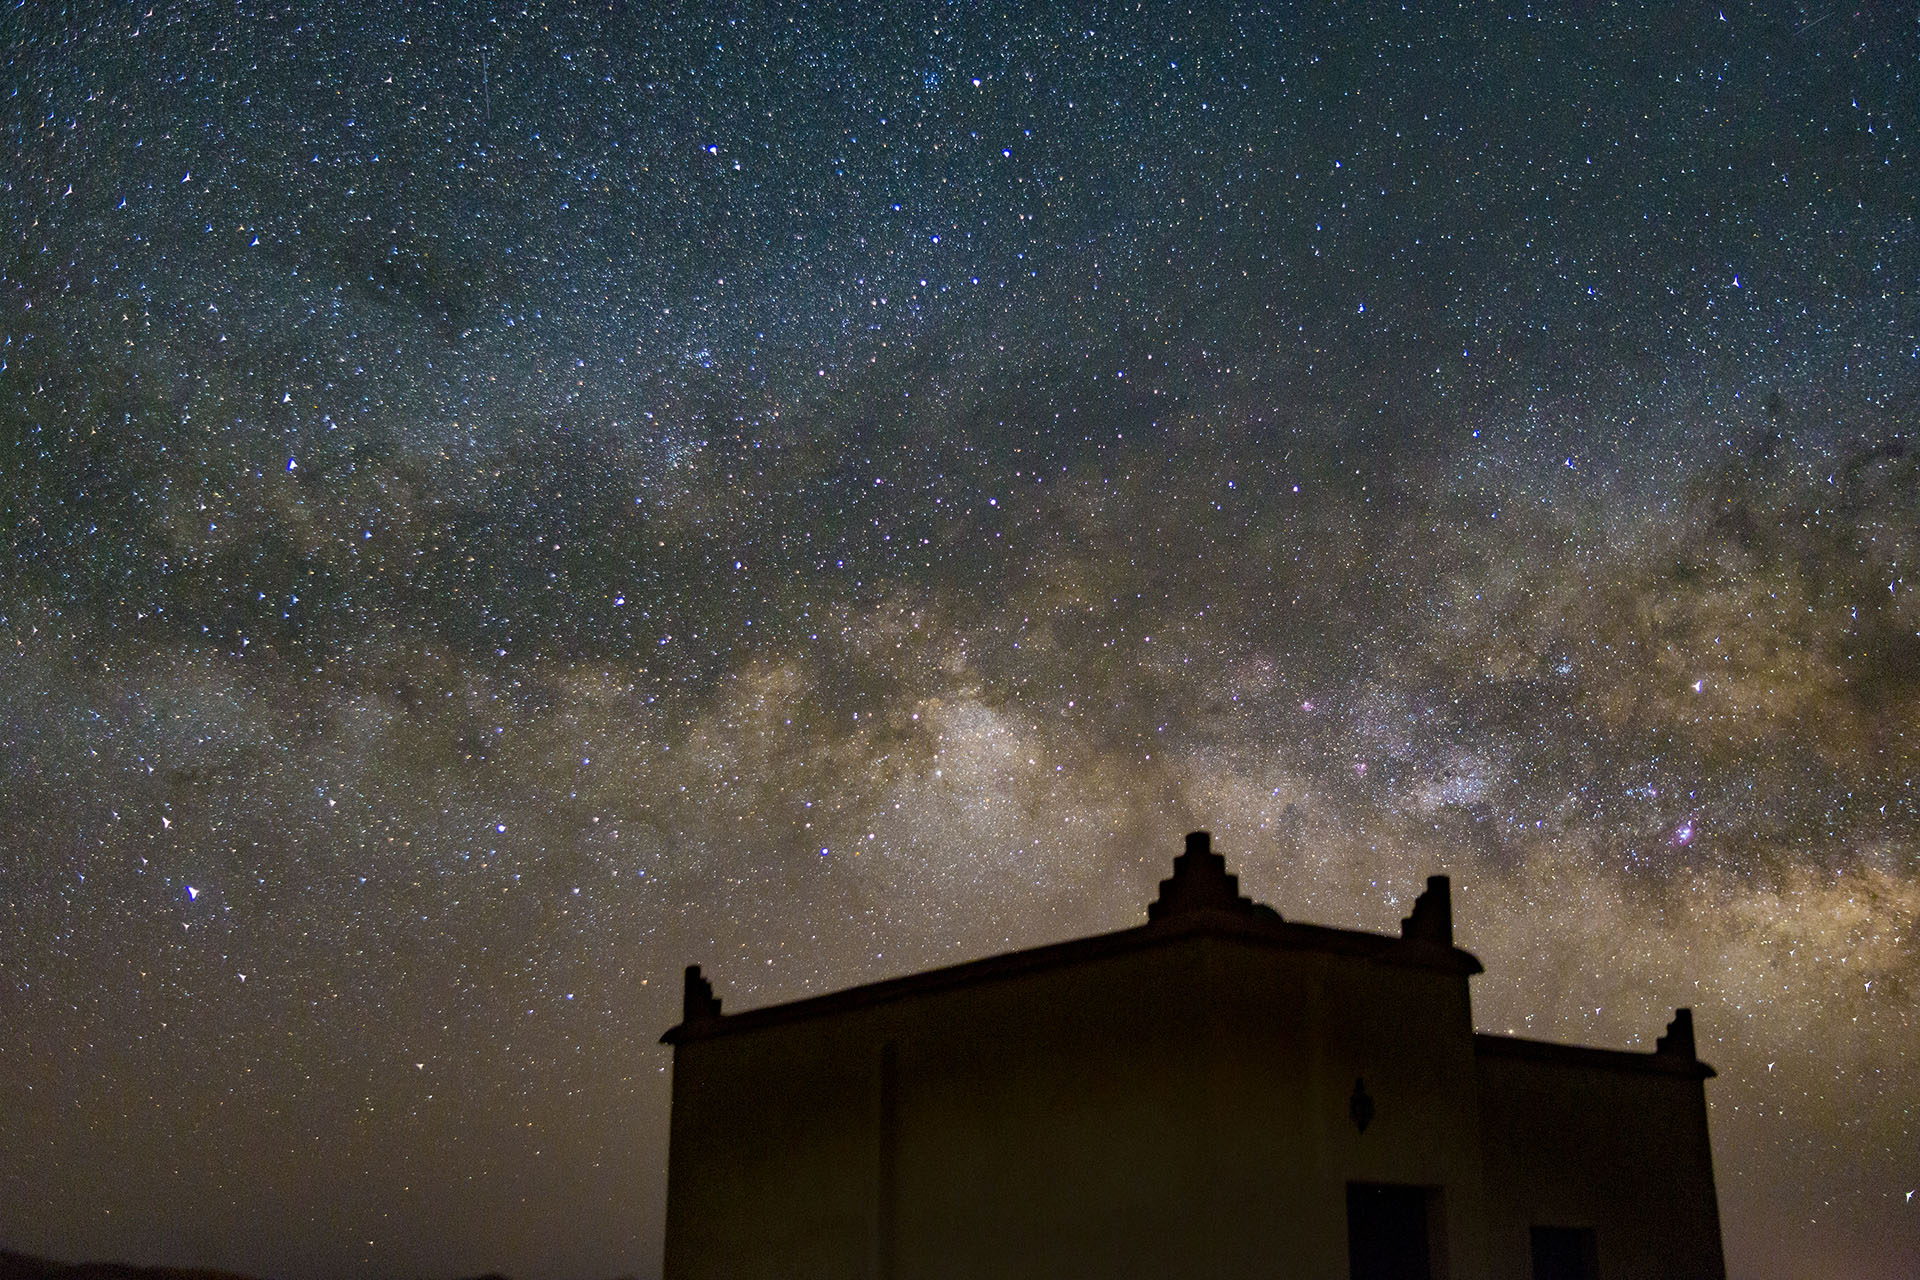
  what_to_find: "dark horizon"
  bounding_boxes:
[5,3,1917,1278]
[0,1251,524,1280]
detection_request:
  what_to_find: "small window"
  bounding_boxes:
[1348,1182,1441,1280]
[1530,1225,1598,1280]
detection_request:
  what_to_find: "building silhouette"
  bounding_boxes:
[661,832,1725,1279]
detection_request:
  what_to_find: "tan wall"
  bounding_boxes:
[1475,1051,1725,1280]
[663,933,1488,1279]
[662,1016,884,1276]
[1197,938,1488,1279]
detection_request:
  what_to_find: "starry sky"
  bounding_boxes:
[2,3,1916,1277]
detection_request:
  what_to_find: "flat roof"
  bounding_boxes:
[1474,1030,1716,1080]
[663,904,1485,1045]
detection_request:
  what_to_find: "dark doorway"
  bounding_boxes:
[1530,1225,1598,1280]
[1347,1182,1437,1280]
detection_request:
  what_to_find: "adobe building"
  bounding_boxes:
[660,832,1725,1280]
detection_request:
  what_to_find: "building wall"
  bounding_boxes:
[1475,1048,1725,1280]
[1194,936,1488,1280]
[663,930,1491,1280]
[661,1011,882,1277]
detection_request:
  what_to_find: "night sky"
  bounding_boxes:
[3,3,1916,1277]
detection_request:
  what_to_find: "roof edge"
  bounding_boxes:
[1474,1030,1716,1080]
[663,912,1483,1045]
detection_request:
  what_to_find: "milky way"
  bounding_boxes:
[3,5,1916,1278]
